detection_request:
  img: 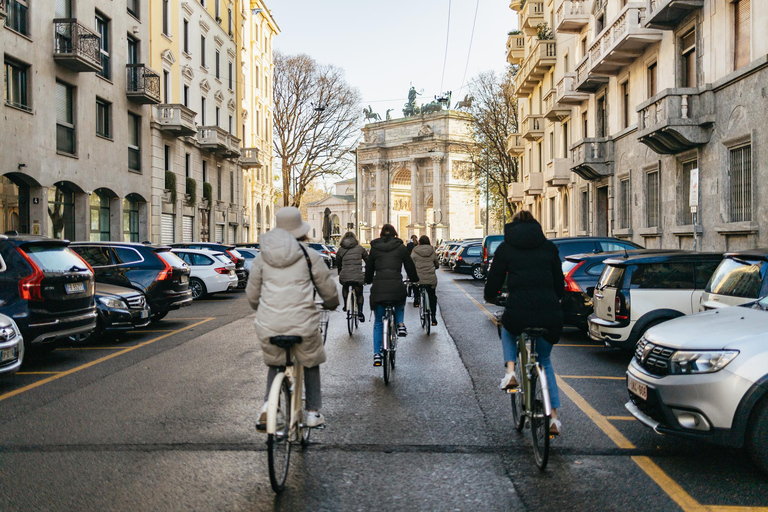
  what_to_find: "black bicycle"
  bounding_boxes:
[380,302,397,385]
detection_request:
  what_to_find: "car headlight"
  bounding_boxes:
[0,325,17,341]
[669,350,739,375]
[99,297,127,309]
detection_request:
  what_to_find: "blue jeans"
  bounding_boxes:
[501,326,561,409]
[373,303,405,354]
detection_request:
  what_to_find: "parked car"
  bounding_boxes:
[588,252,723,350]
[441,243,464,267]
[172,248,238,299]
[700,250,768,311]
[235,248,260,271]
[625,298,768,474]
[553,236,643,266]
[452,243,484,280]
[0,234,97,354]
[70,242,192,321]
[438,241,458,266]
[169,243,247,288]
[308,243,334,268]
[235,242,260,251]
[562,250,676,331]
[0,313,24,376]
[480,234,505,277]
[81,283,151,341]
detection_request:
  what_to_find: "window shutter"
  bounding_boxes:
[55,82,72,123]
[734,0,751,69]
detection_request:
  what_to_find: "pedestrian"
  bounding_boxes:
[246,207,339,430]
[483,210,564,435]
[406,234,418,254]
[336,231,368,322]
[410,235,439,326]
[365,224,420,367]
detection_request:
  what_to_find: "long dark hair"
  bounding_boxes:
[380,224,397,238]
[418,235,431,245]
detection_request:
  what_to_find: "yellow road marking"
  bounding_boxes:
[450,279,499,324]
[606,416,636,421]
[706,507,768,511]
[561,375,625,380]
[632,456,708,512]
[556,344,603,347]
[55,347,133,351]
[0,318,214,403]
[15,372,62,375]
[126,329,175,333]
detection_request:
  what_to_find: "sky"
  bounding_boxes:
[270,0,517,122]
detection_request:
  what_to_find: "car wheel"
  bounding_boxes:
[747,397,768,474]
[472,265,485,281]
[189,277,207,300]
[150,311,169,322]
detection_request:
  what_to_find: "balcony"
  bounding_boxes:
[556,73,590,105]
[543,88,572,121]
[636,88,714,154]
[126,64,161,105]
[198,126,230,154]
[588,3,663,76]
[575,55,608,92]
[506,34,525,66]
[240,147,262,167]
[645,0,704,30]
[226,134,242,158]
[520,1,545,36]
[545,158,571,187]
[522,114,544,141]
[509,182,525,202]
[506,133,525,156]
[53,19,102,72]
[524,172,544,196]
[153,104,198,136]
[509,0,523,12]
[570,137,613,180]
[513,39,556,96]
[556,0,591,33]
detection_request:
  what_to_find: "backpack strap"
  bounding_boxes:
[298,244,320,297]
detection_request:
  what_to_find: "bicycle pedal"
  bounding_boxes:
[505,388,519,394]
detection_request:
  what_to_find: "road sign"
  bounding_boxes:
[689,168,699,208]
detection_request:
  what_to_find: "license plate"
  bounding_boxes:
[65,282,85,294]
[628,374,648,401]
[0,347,17,363]
[180,275,188,284]
[139,310,149,319]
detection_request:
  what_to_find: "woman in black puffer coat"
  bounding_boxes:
[484,210,564,434]
[364,224,419,367]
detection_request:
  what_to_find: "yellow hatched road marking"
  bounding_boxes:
[605,416,636,421]
[0,318,214,403]
[632,456,708,512]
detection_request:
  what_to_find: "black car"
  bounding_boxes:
[170,243,248,288]
[84,283,151,340]
[452,243,485,280]
[552,236,643,265]
[0,234,97,353]
[480,234,505,276]
[562,250,674,330]
[70,242,192,321]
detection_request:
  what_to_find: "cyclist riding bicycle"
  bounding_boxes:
[483,210,564,435]
[365,224,420,367]
[336,231,368,322]
[410,235,439,326]
[246,207,339,430]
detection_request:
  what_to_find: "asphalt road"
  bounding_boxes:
[0,269,766,511]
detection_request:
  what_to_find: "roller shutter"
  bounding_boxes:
[215,224,224,243]
[182,216,194,243]
[161,214,175,244]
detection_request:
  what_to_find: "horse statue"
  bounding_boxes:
[455,94,474,110]
[420,100,443,115]
[363,105,381,122]
[385,109,394,120]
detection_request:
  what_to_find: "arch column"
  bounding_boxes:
[409,159,418,235]
[431,155,444,240]
[375,162,386,228]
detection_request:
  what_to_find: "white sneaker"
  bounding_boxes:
[499,372,519,391]
[306,411,325,428]
[256,402,268,431]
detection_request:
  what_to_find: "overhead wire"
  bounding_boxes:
[439,0,452,94]
[459,0,481,95]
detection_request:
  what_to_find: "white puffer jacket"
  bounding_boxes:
[246,228,339,367]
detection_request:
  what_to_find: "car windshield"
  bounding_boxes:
[706,257,766,298]
[22,244,90,272]
[229,249,243,259]
[488,239,503,257]
[157,250,187,268]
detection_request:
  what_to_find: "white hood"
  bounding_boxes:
[258,228,303,269]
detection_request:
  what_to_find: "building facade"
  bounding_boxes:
[306,179,355,243]
[357,111,483,244]
[1,0,157,241]
[507,0,767,252]
[239,1,278,241]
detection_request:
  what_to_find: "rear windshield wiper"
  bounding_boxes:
[68,265,89,272]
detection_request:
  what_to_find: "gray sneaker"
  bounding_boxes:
[306,411,325,428]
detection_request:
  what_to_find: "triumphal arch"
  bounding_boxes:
[357,109,482,244]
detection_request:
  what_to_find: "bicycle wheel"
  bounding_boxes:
[419,298,426,328]
[511,356,525,432]
[389,316,397,371]
[299,396,311,448]
[530,370,551,470]
[347,309,354,336]
[424,291,431,335]
[267,378,292,492]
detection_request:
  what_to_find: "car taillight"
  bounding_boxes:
[16,248,44,301]
[457,256,463,261]
[155,254,173,281]
[483,247,487,262]
[564,261,585,293]
[615,291,629,321]
[214,267,229,275]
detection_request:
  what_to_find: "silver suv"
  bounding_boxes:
[625,299,768,473]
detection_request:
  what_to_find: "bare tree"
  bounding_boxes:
[459,68,519,228]
[273,52,362,208]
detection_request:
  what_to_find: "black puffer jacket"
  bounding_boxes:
[365,235,419,309]
[483,220,564,343]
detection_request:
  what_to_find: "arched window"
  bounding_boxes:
[90,190,111,241]
[123,194,142,242]
[48,182,77,240]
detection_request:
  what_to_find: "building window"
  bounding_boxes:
[162,0,170,35]
[729,144,752,222]
[183,20,190,53]
[230,170,234,202]
[647,62,657,99]
[128,113,141,171]
[90,191,110,241]
[562,121,568,158]
[621,80,630,129]
[562,193,569,230]
[646,170,660,228]
[255,66,259,88]
[215,50,220,79]
[163,70,170,102]
[127,0,139,18]
[95,13,111,80]
[215,106,220,126]
[256,111,260,136]
[201,96,206,124]
[4,58,30,111]
[680,160,697,225]
[5,0,30,35]
[548,197,556,231]
[596,96,606,138]
[228,115,233,134]
[183,85,189,107]
[681,30,696,88]
[201,36,206,67]
[215,0,220,22]
[123,195,140,242]
[581,111,588,139]
[228,8,233,36]
[619,178,630,229]
[580,189,588,232]
[56,81,76,155]
[164,144,171,172]
[548,132,554,160]
[48,184,76,240]
[185,153,191,178]
[96,98,111,138]
[202,161,207,183]
[228,62,233,90]
[127,35,138,65]
[217,166,222,201]
[734,0,751,69]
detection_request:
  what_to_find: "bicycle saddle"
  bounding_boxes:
[269,336,303,349]
[522,327,549,338]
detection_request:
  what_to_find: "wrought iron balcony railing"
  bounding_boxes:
[53,19,102,72]
[126,64,161,104]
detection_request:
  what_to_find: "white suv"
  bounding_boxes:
[171,249,237,300]
[588,252,722,350]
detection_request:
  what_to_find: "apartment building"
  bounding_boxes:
[148,0,245,244]
[1,0,157,241]
[239,1,278,241]
[507,0,767,252]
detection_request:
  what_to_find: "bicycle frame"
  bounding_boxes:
[518,333,553,418]
[382,305,395,351]
[266,354,305,435]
